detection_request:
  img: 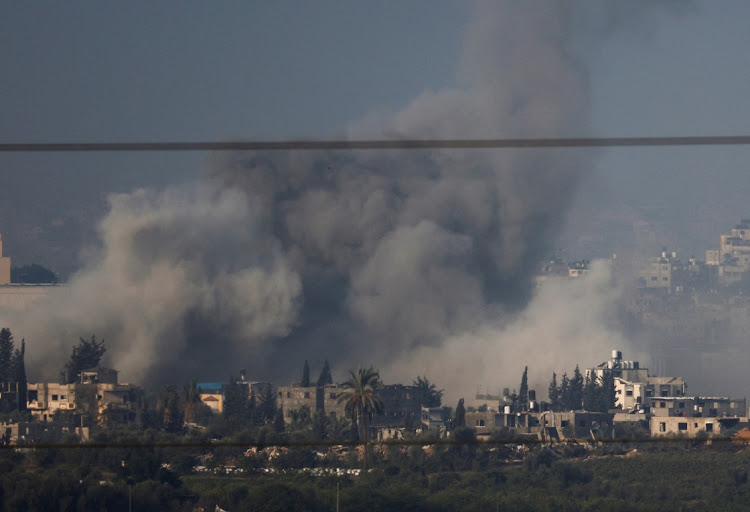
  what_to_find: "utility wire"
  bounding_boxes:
[2,135,750,152]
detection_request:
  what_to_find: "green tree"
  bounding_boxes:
[316,359,333,387]
[454,398,466,428]
[11,263,57,284]
[338,367,384,444]
[570,365,584,410]
[60,335,106,383]
[11,340,26,411]
[559,373,570,411]
[583,373,598,411]
[519,366,529,411]
[412,375,443,407]
[301,360,311,387]
[223,378,251,426]
[0,328,14,382]
[599,370,616,412]
[180,380,200,424]
[156,385,183,432]
[548,372,560,411]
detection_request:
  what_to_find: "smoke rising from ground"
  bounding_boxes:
[4,2,687,390]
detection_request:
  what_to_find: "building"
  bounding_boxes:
[651,416,746,437]
[278,384,348,423]
[278,383,426,428]
[465,409,614,441]
[0,233,9,285]
[27,366,135,426]
[0,421,89,445]
[587,350,686,412]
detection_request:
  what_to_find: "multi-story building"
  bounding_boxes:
[27,366,135,426]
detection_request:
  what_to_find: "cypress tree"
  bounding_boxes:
[454,398,466,428]
[0,328,14,382]
[301,360,310,387]
[519,366,529,411]
[317,360,333,387]
[548,372,560,411]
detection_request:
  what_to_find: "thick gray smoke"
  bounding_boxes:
[4,2,687,389]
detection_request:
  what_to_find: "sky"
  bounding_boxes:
[2,1,750,395]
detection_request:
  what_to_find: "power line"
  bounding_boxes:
[2,135,750,152]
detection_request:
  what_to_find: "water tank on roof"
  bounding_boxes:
[504,405,511,415]
[612,350,622,361]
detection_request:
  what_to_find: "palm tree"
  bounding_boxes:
[338,367,385,456]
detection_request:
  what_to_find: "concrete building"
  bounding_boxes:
[278,383,426,428]
[466,410,613,441]
[27,366,135,426]
[0,421,89,445]
[651,416,746,437]
[587,350,686,412]
[0,233,9,285]
[278,384,348,423]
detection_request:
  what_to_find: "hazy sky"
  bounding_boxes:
[2,2,750,393]
[2,1,750,271]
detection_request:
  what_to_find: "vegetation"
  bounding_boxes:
[338,367,384,444]
[10,263,57,284]
[316,359,333,387]
[413,375,444,407]
[60,335,106,383]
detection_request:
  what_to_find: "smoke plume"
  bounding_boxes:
[4,2,687,390]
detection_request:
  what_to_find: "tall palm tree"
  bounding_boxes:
[338,367,385,450]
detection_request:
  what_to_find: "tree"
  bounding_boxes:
[11,340,26,411]
[519,366,529,411]
[180,380,200,424]
[0,328,14,382]
[413,375,443,407]
[61,335,106,384]
[337,367,384,445]
[599,370,616,412]
[301,360,310,387]
[156,385,183,432]
[223,378,251,426]
[454,398,466,428]
[316,359,333,387]
[548,372,560,411]
[569,366,584,410]
[583,373,598,411]
[559,373,570,411]
[11,264,57,284]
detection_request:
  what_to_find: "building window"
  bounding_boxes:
[329,393,336,399]
[561,420,569,427]
[651,276,657,281]
[51,395,58,401]
[286,392,291,398]
[660,402,666,408]
[304,392,310,399]
[476,419,485,427]
[706,423,713,432]
[662,277,668,281]
[659,422,666,432]
[278,392,282,398]
[678,423,688,431]
[679,402,685,409]
[60,395,67,401]
[625,390,633,397]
